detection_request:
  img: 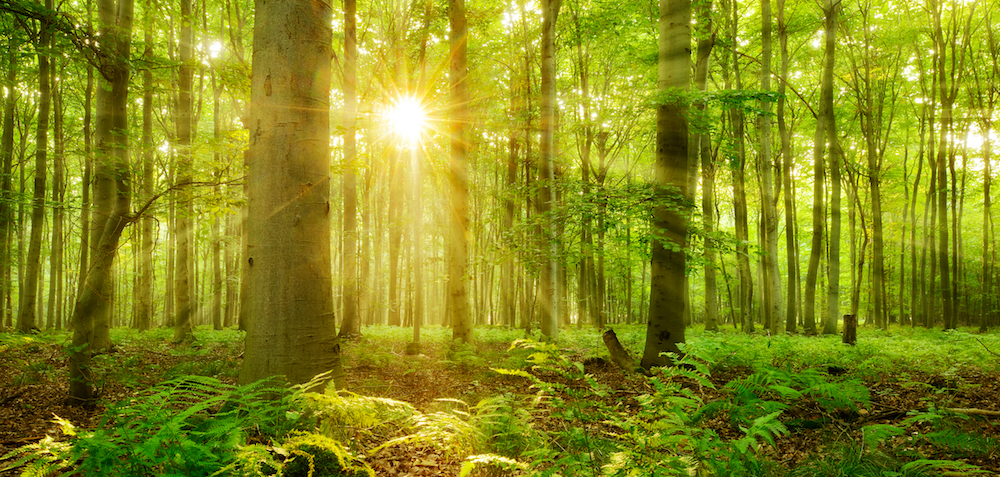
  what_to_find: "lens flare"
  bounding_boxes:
[386,95,427,147]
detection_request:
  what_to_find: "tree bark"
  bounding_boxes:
[69,0,134,403]
[0,38,17,330]
[537,0,561,340]
[759,0,781,335]
[449,0,473,343]
[641,0,690,369]
[46,58,65,330]
[339,0,360,339]
[137,0,154,331]
[778,0,798,333]
[693,0,717,332]
[822,0,842,336]
[172,0,194,342]
[239,0,343,387]
[18,0,51,333]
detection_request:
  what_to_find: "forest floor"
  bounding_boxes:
[1,325,999,476]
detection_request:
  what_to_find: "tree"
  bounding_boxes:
[537,0,561,340]
[239,0,343,387]
[68,0,134,403]
[17,0,52,333]
[693,0,717,332]
[822,0,843,336]
[758,0,781,335]
[0,31,17,330]
[172,0,194,343]
[339,0,360,340]
[449,0,473,344]
[641,0,690,369]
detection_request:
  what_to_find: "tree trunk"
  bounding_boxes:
[728,2,753,334]
[822,0,841,336]
[239,0,342,387]
[759,0,781,335]
[641,0,690,369]
[449,0,473,343]
[0,38,17,330]
[339,0,360,339]
[69,0,134,403]
[778,0,797,333]
[46,58,65,330]
[803,0,830,336]
[18,0,51,334]
[172,0,194,342]
[694,0,717,332]
[137,0,154,331]
[537,0,561,340]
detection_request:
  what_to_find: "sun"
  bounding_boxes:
[385,95,427,148]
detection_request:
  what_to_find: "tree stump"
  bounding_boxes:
[842,314,857,346]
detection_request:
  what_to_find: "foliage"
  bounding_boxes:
[278,432,374,477]
[491,339,790,476]
[721,367,870,427]
[2,375,300,476]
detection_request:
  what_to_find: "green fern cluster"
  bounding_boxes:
[722,367,869,429]
[2,375,308,476]
[488,340,793,476]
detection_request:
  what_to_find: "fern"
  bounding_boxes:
[279,432,375,477]
[3,375,301,477]
[304,391,416,446]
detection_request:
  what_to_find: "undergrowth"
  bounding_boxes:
[2,325,998,476]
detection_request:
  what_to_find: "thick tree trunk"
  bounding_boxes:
[641,0,690,369]
[239,0,342,387]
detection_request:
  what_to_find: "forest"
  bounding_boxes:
[1,0,1000,474]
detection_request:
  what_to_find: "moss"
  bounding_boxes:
[280,433,374,477]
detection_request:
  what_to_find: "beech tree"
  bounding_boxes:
[641,0,690,369]
[238,0,342,386]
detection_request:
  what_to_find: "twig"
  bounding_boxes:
[975,337,1000,358]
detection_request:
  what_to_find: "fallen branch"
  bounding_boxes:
[602,329,640,374]
[975,337,1000,359]
[944,407,1000,417]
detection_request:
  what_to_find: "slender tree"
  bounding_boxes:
[537,0,562,340]
[339,0,360,339]
[18,0,52,333]
[449,0,473,343]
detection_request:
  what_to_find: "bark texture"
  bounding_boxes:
[239,0,343,387]
[641,0,690,369]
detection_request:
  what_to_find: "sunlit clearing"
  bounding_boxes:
[386,95,427,148]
